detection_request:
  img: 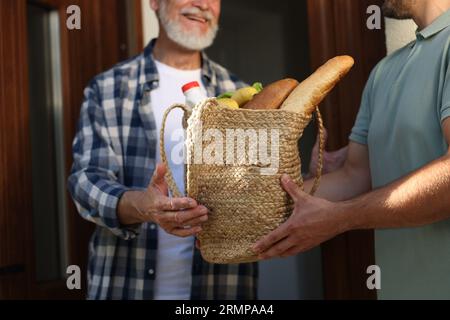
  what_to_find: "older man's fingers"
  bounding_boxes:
[177,206,208,224]
[156,206,207,225]
[157,196,198,211]
[252,222,291,254]
[171,226,202,238]
[183,212,208,227]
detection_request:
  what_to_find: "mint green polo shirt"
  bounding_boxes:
[349,10,450,299]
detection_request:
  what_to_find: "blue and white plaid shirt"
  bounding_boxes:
[68,40,258,300]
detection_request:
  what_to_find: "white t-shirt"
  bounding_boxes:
[151,60,206,300]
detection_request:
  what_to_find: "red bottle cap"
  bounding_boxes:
[182,81,200,93]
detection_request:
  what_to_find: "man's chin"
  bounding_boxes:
[382,1,413,19]
[182,24,214,39]
[169,28,217,51]
[162,18,218,51]
[182,21,211,34]
[180,40,214,51]
[171,34,214,51]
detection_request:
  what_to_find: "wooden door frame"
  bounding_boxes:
[307,0,387,299]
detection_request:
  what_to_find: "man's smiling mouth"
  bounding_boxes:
[183,14,209,24]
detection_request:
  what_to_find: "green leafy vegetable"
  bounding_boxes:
[217,92,234,99]
[252,82,263,93]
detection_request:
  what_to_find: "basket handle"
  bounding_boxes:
[160,105,325,197]
[159,104,190,198]
[307,107,325,195]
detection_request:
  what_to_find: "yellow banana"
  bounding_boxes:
[231,87,258,107]
[218,98,240,110]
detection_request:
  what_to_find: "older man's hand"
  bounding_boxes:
[252,174,348,259]
[118,164,208,237]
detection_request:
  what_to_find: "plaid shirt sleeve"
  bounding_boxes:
[67,80,140,240]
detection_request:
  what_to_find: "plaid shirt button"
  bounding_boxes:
[148,268,155,275]
[150,224,156,230]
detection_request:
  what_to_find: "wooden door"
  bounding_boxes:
[0,0,143,299]
[0,0,33,299]
[307,0,387,299]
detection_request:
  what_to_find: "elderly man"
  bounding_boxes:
[68,0,257,300]
[255,0,450,298]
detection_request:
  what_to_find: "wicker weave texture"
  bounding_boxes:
[160,99,323,264]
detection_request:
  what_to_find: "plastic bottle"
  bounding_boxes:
[182,81,207,110]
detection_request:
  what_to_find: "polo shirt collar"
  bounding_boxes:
[416,9,450,40]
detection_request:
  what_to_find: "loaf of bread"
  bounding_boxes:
[242,78,299,110]
[280,56,354,114]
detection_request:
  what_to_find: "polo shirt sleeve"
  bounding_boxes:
[440,54,450,123]
[349,67,377,145]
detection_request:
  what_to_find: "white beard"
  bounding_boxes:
[158,2,218,51]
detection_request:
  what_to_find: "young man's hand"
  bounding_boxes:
[118,164,208,237]
[252,174,348,259]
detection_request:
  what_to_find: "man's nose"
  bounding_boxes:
[191,0,209,10]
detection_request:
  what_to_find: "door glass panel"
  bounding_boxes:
[27,3,68,282]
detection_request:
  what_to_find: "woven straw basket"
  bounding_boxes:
[160,98,324,264]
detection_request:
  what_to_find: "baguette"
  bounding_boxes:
[280,56,354,114]
[242,78,299,110]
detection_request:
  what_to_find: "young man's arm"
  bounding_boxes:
[303,140,371,201]
[254,118,450,258]
[344,117,450,229]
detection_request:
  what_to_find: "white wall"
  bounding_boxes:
[141,0,159,45]
[384,18,417,54]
